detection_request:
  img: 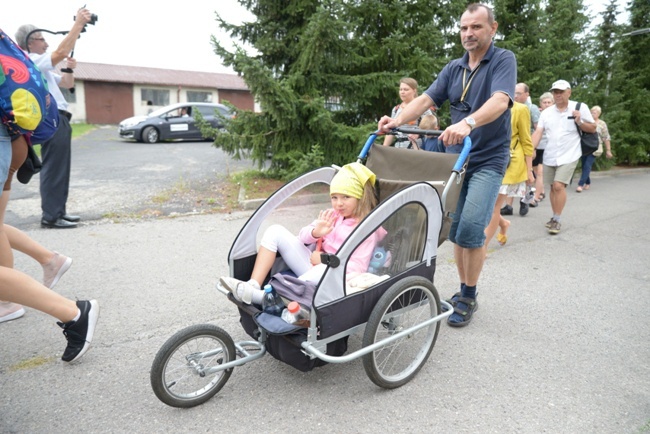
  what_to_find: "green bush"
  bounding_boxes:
[273,144,325,181]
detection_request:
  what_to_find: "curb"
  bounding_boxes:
[589,167,649,178]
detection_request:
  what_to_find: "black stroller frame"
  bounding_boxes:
[150,128,472,408]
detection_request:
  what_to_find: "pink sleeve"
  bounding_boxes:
[298,221,319,245]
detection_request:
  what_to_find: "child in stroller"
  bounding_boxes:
[219,162,387,305]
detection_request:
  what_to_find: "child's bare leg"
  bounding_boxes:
[250,246,277,286]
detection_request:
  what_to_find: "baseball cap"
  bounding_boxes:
[550,80,571,91]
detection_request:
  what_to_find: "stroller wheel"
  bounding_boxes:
[151,324,236,408]
[362,276,441,389]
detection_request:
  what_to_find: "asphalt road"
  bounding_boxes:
[6,126,254,229]
[1,128,649,433]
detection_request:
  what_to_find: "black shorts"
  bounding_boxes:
[532,149,544,167]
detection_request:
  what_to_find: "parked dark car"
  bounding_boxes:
[118,102,233,143]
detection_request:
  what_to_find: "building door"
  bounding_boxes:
[84,82,133,124]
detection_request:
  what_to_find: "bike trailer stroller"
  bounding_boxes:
[150,129,471,408]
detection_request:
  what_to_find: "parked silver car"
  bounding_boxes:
[118,102,233,143]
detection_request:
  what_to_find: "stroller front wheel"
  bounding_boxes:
[362,276,441,389]
[150,324,236,408]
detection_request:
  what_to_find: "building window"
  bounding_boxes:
[141,89,169,106]
[60,87,76,103]
[187,91,212,103]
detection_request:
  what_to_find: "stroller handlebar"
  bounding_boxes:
[392,126,444,136]
[357,129,472,173]
[453,136,472,173]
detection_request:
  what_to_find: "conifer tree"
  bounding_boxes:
[210,0,461,174]
[537,0,590,93]
[605,0,650,164]
[583,0,623,170]
[492,0,545,94]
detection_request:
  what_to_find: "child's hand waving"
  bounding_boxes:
[311,209,339,239]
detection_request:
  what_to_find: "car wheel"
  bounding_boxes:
[142,127,159,143]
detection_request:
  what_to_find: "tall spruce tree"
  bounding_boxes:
[493,0,545,95]
[606,0,650,165]
[210,0,461,174]
[538,0,591,94]
[588,0,621,104]
[583,0,623,170]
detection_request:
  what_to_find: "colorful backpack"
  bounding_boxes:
[0,29,58,144]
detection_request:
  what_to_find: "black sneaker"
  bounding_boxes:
[500,205,513,215]
[57,300,99,362]
[519,200,529,216]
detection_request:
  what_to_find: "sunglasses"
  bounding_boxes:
[450,100,472,112]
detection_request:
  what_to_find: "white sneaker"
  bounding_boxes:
[43,252,73,289]
[0,302,26,323]
[219,277,260,304]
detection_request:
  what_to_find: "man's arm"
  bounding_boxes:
[439,91,511,145]
[378,94,433,132]
[573,104,597,134]
[59,58,76,88]
[49,8,92,65]
[578,120,597,134]
[531,124,543,149]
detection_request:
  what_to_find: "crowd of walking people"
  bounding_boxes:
[384,77,613,243]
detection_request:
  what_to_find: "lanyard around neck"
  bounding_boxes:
[461,64,482,102]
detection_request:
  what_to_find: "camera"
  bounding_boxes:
[73,5,98,26]
[74,13,98,25]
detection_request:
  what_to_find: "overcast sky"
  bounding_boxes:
[3,0,627,76]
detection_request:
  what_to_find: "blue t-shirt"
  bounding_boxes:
[424,43,516,176]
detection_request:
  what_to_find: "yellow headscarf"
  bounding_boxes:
[330,162,376,199]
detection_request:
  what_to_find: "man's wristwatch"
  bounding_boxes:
[464,117,476,131]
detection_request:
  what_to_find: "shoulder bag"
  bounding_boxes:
[574,102,599,156]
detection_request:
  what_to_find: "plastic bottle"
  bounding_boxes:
[281,301,310,327]
[262,284,285,316]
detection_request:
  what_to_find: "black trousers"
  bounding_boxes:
[40,111,72,221]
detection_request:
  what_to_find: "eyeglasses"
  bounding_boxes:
[450,100,472,112]
[30,37,46,42]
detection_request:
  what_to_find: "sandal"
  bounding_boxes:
[447,296,479,327]
[539,193,546,200]
[496,233,507,246]
[441,292,461,313]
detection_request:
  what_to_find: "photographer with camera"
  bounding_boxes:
[15,7,94,229]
